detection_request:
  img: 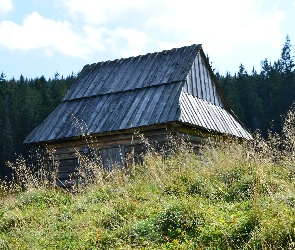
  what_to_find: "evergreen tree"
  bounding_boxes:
[0,73,76,179]
[280,35,295,74]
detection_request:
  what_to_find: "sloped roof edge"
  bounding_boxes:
[24,82,184,143]
[179,92,252,139]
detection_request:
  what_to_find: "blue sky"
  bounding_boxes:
[0,0,295,80]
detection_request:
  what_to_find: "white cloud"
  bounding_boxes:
[83,26,152,57]
[0,11,152,59]
[145,0,284,56]
[109,28,152,57]
[56,0,146,25]
[0,0,285,70]
[0,0,13,15]
[56,0,285,59]
[0,12,105,58]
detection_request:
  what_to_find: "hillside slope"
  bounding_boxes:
[2,110,295,249]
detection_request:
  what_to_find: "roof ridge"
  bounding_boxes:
[86,44,200,66]
[63,44,201,101]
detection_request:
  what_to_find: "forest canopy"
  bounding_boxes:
[218,35,295,136]
[0,73,76,178]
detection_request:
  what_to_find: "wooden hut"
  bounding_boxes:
[24,44,252,186]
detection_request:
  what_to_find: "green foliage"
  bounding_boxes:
[0,73,76,179]
[155,203,204,242]
[218,35,295,136]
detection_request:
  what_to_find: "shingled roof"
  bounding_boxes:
[24,44,252,143]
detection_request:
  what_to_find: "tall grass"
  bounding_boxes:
[2,108,295,249]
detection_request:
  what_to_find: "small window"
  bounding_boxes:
[100,147,125,170]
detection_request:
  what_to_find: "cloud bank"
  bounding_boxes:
[57,0,285,56]
[0,0,286,61]
[0,12,102,58]
[0,0,13,15]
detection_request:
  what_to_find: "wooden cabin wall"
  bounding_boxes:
[42,125,206,187]
[183,53,224,107]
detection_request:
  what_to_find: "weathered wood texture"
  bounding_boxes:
[63,45,201,100]
[24,83,183,143]
[24,44,251,145]
[183,53,223,107]
[43,123,208,186]
[179,93,251,139]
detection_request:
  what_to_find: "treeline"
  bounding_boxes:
[218,35,295,136]
[0,73,76,178]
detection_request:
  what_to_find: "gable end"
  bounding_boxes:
[183,51,224,107]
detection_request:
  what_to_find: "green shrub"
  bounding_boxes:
[129,218,160,245]
[155,203,204,243]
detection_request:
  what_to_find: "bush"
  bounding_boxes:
[155,203,204,243]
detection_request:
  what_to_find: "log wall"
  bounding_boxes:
[41,122,210,187]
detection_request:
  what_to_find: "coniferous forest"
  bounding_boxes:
[0,36,294,178]
[218,36,295,136]
[0,73,76,178]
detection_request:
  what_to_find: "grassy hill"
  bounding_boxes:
[2,110,295,249]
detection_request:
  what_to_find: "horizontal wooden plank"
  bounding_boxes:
[57,158,79,167]
[58,172,79,180]
[46,126,173,148]
[57,165,79,173]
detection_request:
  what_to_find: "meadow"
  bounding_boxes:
[2,109,295,249]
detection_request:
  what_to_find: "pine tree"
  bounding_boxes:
[280,35,295,74]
